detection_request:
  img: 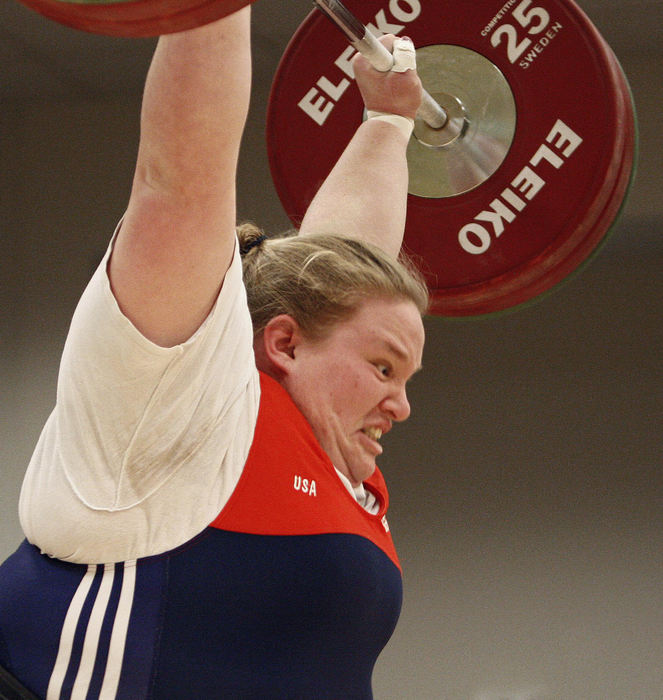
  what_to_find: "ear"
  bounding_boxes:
[254,314,303,380]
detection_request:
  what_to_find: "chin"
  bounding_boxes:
[350,463,376,486]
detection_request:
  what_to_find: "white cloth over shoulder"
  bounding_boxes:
[19,231,260,564]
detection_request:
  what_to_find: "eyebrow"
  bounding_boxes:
[383,339,423,374]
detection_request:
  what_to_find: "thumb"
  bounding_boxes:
[391,36,416,73]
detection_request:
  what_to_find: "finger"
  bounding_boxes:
[352,33,395,73]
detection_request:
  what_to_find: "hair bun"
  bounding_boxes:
[239,234,267,256]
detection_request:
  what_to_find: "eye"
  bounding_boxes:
[374,362,392,378]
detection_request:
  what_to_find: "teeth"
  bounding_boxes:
[363,427,382,441]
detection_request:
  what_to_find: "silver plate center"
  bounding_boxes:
[407,44,517,199]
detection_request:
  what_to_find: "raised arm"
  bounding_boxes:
[109,8,252,347]
[298,35,422,258]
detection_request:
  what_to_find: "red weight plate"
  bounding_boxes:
[267,0,636,316]
[428,24,636,315]
[559,46,637,269]
[16,0,256,37]
[445,50,636,316]
[425,7,636,315]
[555,43,638,280]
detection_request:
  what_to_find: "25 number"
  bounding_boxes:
[491,0,551,63]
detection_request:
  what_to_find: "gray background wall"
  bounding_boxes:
[1,1,661,698]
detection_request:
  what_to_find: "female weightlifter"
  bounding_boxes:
[0,6,427,698]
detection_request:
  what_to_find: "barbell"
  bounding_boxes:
[15,0,638,317]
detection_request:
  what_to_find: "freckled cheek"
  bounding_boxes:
[326,373,364,417]
[343,375,377,420]
[343,371,365,396]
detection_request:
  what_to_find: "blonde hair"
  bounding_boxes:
[237,222,429,339]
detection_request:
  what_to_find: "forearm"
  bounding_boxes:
[134,10,251,204]
[298,118,411,259]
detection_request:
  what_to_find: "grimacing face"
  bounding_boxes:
[282,296,425,486]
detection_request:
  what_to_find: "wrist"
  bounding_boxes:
[365,111,415,140]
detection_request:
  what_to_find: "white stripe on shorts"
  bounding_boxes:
[46,561,138,700]
[99,562,137,700]
[46,565,96,700]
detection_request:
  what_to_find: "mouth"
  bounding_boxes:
[361,426,383,442]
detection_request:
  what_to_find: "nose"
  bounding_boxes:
[381,384,411,422]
